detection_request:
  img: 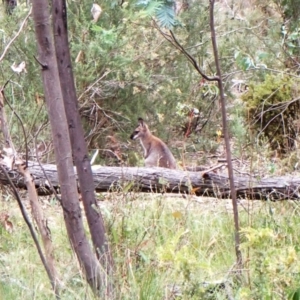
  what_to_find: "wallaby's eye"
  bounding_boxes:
[134,131,139,135]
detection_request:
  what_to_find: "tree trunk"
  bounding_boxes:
[51,0,114,294]
[31,0,103,292]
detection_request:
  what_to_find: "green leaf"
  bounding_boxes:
[135,0,177,28]
[289,288,300,300]
[156,3,176,29]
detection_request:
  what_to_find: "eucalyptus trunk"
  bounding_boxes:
[52,0,114,294]
[31,0,102,291]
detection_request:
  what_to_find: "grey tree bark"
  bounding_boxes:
[31,0,103,292]
[51,0,114,294]
[1,162,299,201]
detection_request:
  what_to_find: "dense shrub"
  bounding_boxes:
[242,74,300,153]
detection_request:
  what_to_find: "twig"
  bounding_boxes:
[209,0,242,267]
[33,55,48,69]
[0,89,14,150]
[34,124,62,203]
[169,30,219,81]
[153,20,219,81]
[78,70,111,104]
[1,90,29,167]
[0,7,32,63]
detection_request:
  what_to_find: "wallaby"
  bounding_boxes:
[130,118,177,169]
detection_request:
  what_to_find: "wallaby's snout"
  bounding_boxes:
[130,130,139,140]
[130,118,146,140]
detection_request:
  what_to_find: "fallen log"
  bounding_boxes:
[0,161,299,200]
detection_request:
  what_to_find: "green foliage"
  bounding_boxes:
[239,200,300,298]
[0,0,297,168]
[156,2,177,29]
[275,0,300,68]
[136,0,177,29]
[67,2,177,147]
[136,0,163,17]
[0,6,48,153]
[234,51,255,71]
[290,288,300,300]
[242,74,300,153]
[64,0,218,162]
[275,0,300,30]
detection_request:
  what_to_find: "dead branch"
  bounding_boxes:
[0,86,60,295]
[0,161,299,201]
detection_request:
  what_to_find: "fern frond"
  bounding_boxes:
[136,0,163,16]
[156,3,176,29]
[135,0,177,29]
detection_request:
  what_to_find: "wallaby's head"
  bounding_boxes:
[130,118,150,140]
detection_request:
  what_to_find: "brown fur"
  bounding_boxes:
[130,118,176,169]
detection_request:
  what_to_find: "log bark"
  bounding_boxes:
[1,161,299,200]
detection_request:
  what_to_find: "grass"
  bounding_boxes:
[1,193,300,299]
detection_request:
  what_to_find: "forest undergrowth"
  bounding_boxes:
[1,191,300,299]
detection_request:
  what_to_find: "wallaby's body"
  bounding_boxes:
[130,118,177,169]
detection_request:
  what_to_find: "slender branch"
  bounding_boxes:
[1,90,29,167]
[0,86,60,297]
[153,19,219,81]
[209,0,242,267]
[0,7,32,63]
[78,70,110,105]
[0,165,60,299]
[34,124,62,203]
[255,97,300,137]
[169,30,219,81]
[33,55,48,69]
[0,90,14,151]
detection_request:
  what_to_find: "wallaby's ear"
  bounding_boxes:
[138,118,144,126]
